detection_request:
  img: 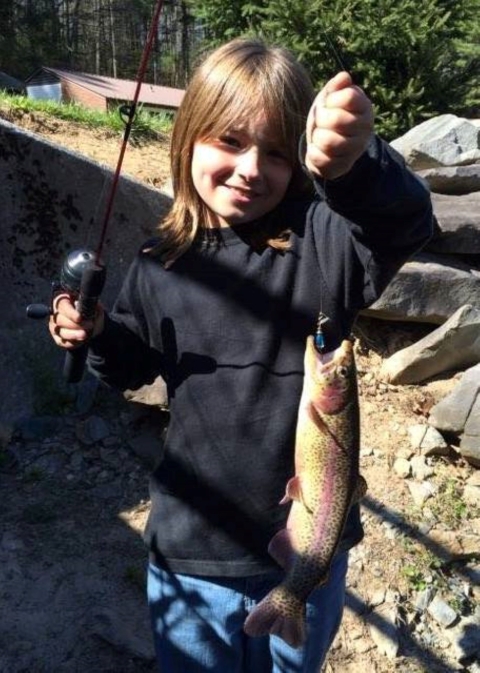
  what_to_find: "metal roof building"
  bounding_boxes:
[0,71,26,94]
[26,67,184,112]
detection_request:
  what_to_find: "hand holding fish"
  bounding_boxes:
[305,71,374,181]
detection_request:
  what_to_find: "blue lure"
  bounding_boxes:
[314,312,330,353]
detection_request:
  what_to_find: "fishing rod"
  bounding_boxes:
[320,23,350,75]
[26,0,165,383]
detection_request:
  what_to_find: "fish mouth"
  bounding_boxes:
[306,336,353,369]
[306,336,355,393]
[305,337,355,412]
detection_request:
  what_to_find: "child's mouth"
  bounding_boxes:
[226,185,260,201]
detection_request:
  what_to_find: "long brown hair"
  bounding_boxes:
[155,38,315,264]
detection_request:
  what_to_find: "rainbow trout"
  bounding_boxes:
[244,337,366,648]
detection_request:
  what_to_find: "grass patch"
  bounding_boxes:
[430,477,469,527]
[399,535,444,593]
[401,563,430,592]
[0,90,173,141]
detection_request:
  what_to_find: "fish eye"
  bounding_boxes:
[337,366,349,378]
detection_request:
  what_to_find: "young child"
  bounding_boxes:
[49,38,432,673]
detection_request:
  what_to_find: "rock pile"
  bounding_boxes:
[366,114,480,325]
[354,444,480,672]
[369,115,480,476]
[379,304,480,467]
[328,352,480,673]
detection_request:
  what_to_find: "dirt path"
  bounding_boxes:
[1,109,478,673]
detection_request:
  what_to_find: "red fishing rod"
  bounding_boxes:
[27,0,165,383]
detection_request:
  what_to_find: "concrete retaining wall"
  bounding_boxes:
[0,119,171,424]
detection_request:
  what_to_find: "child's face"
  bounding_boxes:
[191,114,293,227]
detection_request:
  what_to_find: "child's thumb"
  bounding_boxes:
[322,71,353,96]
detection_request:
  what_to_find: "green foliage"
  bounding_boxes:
[2,1,478,137]
[187,0,252,42]
[0,1,197,87]
[401,563,429,591]
[399,540,444,592]
[0,0,63,76]
[189,0,480,139]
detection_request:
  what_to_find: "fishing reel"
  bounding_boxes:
[26,248,106,383]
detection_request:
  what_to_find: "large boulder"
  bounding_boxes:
[417,165,480,195]
[427,193,480,255]
[390,114,480,171]
[428,363,480,468]
[380,305,480,384]
[364,253,480,324]
[366,114,480,326]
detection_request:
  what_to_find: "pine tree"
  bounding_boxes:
[189,0,480,138]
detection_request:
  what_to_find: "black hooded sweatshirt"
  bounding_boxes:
[87,136,433,576]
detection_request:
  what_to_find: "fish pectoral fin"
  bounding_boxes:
[268,528,295,570]
[281,476,315,515]
[280,476,304,505]
[306,400,328,431]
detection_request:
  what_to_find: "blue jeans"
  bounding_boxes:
[147,552,348,673]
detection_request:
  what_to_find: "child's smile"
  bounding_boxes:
[191,116,293,228]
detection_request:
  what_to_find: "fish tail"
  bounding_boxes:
[243,586,306,649]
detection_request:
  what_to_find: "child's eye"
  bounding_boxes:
[219,134,241,148]
[268,148,289,161]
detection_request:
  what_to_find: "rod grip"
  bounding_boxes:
[63,262,106,383]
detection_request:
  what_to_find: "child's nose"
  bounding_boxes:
[237,147,261,180]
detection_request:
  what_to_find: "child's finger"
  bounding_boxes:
[321,71,353,95]
[313,107,372,137]
[306,71,374,180]
[50,310,92,336]
[307,73,367,141]
[53,293,82,323]
[324,86,373,115]
[49,318,90,348]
